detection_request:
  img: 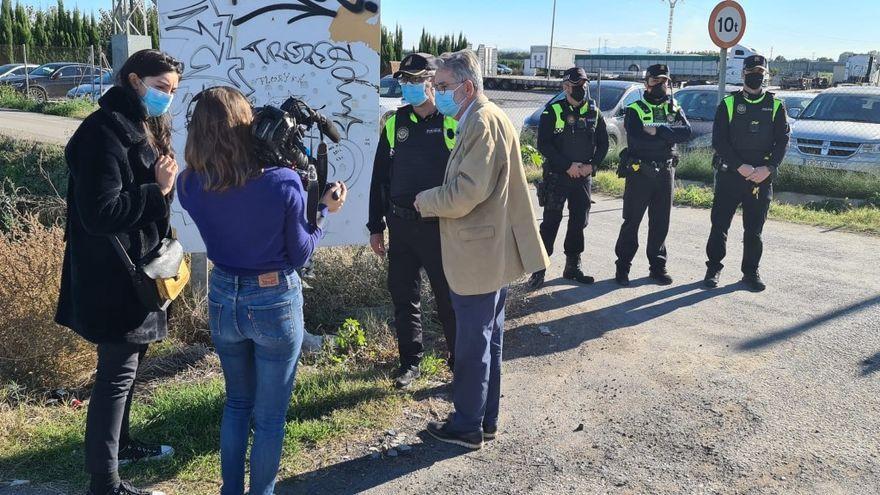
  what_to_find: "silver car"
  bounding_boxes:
[784,86,880,173]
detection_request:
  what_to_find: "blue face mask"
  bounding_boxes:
[401,82,429,107]
[435,83,463,117]
[140,80,174,117]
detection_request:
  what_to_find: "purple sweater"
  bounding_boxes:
[178,167,325,276]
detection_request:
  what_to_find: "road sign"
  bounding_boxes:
[708,1,746,49]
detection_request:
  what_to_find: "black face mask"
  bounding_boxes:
[744,73,765,91]
[646,83,669,103]
[570,84,586,102]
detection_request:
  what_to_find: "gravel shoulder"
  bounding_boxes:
[279,195,880,495]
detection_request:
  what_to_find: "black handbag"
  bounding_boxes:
[110,236,190,311]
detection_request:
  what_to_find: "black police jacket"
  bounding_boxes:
[712,90,790,178]
[537,98,609,177]
[367,105,454,234]
[624,97,692,162]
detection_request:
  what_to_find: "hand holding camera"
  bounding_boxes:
[321,181,347,213]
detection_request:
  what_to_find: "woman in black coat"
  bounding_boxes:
[56,49,182,495]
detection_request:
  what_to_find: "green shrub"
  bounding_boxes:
[0,85,97,119]
[0,137,68,196]
[335,318,367,354]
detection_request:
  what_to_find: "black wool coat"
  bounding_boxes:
[56,87,172,344]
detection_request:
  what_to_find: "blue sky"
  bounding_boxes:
[17,0,880,59]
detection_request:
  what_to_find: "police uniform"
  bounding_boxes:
[367,53,458,380]
[531,67,609,289]
[704,55,790,291]
[614,64,691,285]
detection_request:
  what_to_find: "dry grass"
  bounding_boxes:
[0,212,95,390]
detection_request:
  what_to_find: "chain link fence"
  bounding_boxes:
[0,45,112,103]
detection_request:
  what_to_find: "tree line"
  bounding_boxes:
[381,25,469,75]
[0,0,158,65]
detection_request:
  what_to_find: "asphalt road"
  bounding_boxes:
[0,110,80,146]
[283,194,880,494]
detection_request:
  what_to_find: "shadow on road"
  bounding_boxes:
[276,432,466,494]
[736,294,880,352]
[506,280,743,360]
[861,351,880,376]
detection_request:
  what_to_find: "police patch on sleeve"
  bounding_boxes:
[396,127,409,142]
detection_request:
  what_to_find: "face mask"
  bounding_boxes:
[744,73,765,91]
[570,84,586,102]
[647,83,669,102]
[140,79,174,117]
[435,83,463,117]
[401,82,429,106]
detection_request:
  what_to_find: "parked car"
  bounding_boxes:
[497,64,513,75]
[67,71,114,100]
[0,63,38,81]
[773,90,817,120]
[2,63,107,102]
[379,75,403,125]
[521,80,643,153]
[672,86,817,150]
[783,86,880,173]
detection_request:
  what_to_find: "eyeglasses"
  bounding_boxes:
[434,80,463,92]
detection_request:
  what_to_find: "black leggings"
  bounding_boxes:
[85,342,148,476]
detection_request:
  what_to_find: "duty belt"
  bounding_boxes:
[640,158,674,169]
[390,203,438,223]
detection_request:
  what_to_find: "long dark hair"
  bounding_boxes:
[116,49,184,156]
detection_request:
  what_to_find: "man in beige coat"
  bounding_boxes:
[415,49,549,449]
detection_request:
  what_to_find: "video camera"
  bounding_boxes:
[251,97,341,225]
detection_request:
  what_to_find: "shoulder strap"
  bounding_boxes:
[550,102,565,131]
[109,235,139,276]
[630,100,652,122]
[384,113,397,151]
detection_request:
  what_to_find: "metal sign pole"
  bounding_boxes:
[718,47,728,104]
[22,44,29,96]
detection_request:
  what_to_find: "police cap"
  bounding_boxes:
[394,53,437,78]
[744,55,768,70]
[563,67,589,83]
[646,64,670,79]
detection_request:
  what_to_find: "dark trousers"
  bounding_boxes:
[387,214,456,369]
[85,342,148,476]
[448,287,507,433]
[706,172,772,275]
[615,168,675,273]
[539,178,591,258]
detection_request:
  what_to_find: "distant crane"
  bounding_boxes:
[662,0,683,53]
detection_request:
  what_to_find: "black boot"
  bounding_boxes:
[649,267,673,285]
[742,272,766,292]
[704,267,721,288]
[615,268,630,286]
[527,270,545,291]
[562,255,594,284]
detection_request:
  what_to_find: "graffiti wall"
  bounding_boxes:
[158,0,381,250]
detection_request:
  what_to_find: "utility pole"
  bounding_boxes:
[547,0,557,79]
[111,0,153,73]
[662,0,682,53]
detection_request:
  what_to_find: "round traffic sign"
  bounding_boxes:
[708,1,746,49]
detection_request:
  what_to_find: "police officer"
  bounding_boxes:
[704,54,789,292]
[367,53,458,388]
[614,64,691,286]
[528,67,608,290]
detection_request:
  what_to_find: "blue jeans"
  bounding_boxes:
[448,287,508,433]
[208,268,304,495]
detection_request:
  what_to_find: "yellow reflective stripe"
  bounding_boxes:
[723,95,735,123]
[579,101,590,115]
[629,101,651,122]
[409,112,418,123]
[384,114,397,149]
[443,116,457,151]
[772,98,783,121]
[552,103,565,130]
[743,93,767,104]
